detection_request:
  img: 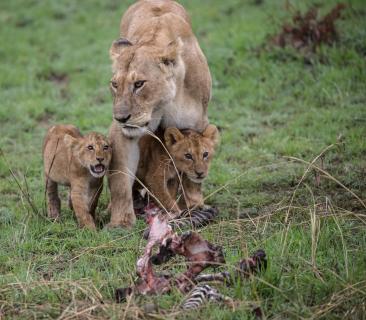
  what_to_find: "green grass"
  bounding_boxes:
[1,0,366,318]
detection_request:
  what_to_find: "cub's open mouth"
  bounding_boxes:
[90,164,106,177]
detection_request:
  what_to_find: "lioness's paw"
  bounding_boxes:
[105,213,136,229]
[47,209,60,220]
[80,222,97,230]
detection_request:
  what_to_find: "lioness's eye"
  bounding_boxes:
[103,145,109,151]
[134,80,145,90]
[87,145,94,151]
[203,151,209,159]
[185,153,193,160]
[111,81,118,89]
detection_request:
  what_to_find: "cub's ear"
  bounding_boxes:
[105,138,112,150]
[109,38,133,62]
[64,134,78,149]
[202,124,220,145]
[164,127,184,148]
[160,37,183,68]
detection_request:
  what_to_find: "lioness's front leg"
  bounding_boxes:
[107,125,138,228]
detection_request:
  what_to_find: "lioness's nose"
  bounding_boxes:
[115,114,131,124]
[96,157,104,162]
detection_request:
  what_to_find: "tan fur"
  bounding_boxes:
[43,125,112,230]
[108,0,212,227]
[135,125,219,215]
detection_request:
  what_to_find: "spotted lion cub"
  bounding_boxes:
[43,125,112,229]
[136,124,219,216]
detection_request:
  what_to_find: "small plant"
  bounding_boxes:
[271,3,346,52]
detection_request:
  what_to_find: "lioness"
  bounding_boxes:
[135,124,219,216]
[108,0,212,228]
[43,125,112,230]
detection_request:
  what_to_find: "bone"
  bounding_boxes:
[116,213,225,300]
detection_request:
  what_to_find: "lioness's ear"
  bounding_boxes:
[109,38,133,62]
[160,37,183,67]
[164,128,184,147]
[64,134,78,149]
[203,124,220,145]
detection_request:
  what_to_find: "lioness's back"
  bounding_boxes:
[121,0,191,35]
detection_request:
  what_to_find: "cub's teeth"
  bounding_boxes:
[92,165,105,174]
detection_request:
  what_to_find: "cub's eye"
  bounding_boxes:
[103,145,109,151]
[111,80,118,89]
[87,145,94,151]
[184,153,193,160]
[134,80,145,90]
[203,151,209,159]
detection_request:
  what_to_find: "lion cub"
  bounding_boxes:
[136,124,219,216]
[43,125,112,230]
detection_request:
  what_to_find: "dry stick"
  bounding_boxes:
[122,292,133,320]
[312,281,366,318]
[202,161,288,203]
[304,183,320,269]
[0,147,42,219]
[287,156,366,210]
[329,203,349,279]
[62,305,99,320]
[332,206,366,225]
[280,143,338,257]
[69,224,148,262]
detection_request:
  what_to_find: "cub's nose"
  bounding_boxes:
[115,114,131,124]
[96,157,104,163]
[195,171,204,178]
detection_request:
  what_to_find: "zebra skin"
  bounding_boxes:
[181,284,232,310]
[170,206,219,230]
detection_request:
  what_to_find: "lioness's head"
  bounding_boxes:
[164,124,220,183]
[109,37,183,138]
[64,132,112,178]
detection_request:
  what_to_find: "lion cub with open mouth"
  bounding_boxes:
[43,125,112,230]
[136,124,219,217]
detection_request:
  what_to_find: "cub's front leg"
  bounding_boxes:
[107,127,138,228]
[45,177,61,219]
[70,181,96,230]
[178,174,204,210]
